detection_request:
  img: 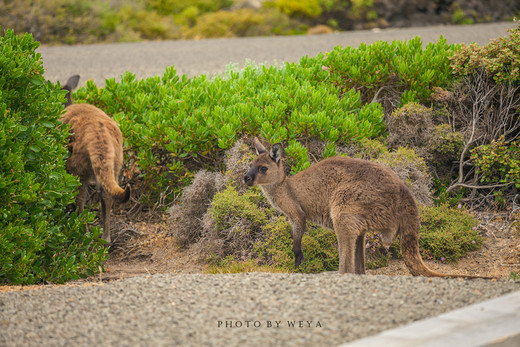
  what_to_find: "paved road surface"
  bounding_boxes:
[39,22,517,87]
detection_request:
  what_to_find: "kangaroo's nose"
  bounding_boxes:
[244,174,254,186]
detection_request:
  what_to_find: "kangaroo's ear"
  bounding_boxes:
[63,75,80,92]
[253,137,267,155]
[270,143,283,163]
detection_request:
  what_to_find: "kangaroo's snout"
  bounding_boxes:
[244,172,255,186]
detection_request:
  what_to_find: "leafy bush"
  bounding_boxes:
[0,29,106,284]
[73,56,385,203]
[324,37,458,105]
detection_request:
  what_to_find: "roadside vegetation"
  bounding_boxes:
[1,0,518,45]
[1,22,519,283]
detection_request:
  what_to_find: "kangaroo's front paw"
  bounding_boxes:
[294,251,304,268]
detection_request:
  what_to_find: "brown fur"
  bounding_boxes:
[245,138,491,279]
[61,76,130,244]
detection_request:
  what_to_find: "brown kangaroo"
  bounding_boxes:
[61,75,130,244]
[244,138,491,279]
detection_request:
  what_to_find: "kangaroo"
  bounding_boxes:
[245,138,491,279]
[61,75,130,244]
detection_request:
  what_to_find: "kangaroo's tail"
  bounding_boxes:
[90,145,131,203]
[398,186,492,280]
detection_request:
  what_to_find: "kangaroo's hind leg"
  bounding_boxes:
[333,212,366,274]
[100,187,113,245]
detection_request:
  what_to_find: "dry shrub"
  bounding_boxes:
[224,137,257,192]
[168,170,226,247]
[374,147,433,206]
[386,102,434,158]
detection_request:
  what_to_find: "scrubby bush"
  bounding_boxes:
[428,124,465,164]
[386,102,435,156]
[168,170,226,247]
[184,8,306,39]
[418,204,482,262]
[199,185,269,261]
[375,147,433,206]
[0,29,106,284]
[434,24,520,206]
[254,218,339,273]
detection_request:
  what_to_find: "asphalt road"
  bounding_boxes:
[38,22,517,87]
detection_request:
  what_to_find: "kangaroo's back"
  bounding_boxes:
[288,156,406,232]
[62,103,128,201]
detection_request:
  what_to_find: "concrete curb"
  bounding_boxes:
[340,290,520,347]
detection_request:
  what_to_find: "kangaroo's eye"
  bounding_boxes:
[260,166,268,173]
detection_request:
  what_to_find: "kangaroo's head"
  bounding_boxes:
[244,137,285,187]
[62,75,80,107]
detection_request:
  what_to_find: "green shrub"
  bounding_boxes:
[418,205,482,262]
[0,29,106,284]
[73,55,385,203]
[272,0,322,18]
[253,217,339,273]
[325,37,458,103]
[147,0,232,16]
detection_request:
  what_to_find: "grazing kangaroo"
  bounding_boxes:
[245,138,491,279]
[61,75,130,244]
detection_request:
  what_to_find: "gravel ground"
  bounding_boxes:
[1,273,519,346]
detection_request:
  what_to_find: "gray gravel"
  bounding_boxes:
[1,273,519,346]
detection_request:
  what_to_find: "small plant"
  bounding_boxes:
[418,204,482,262]
[510,271,519,281]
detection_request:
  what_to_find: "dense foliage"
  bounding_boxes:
[0,29,107,284]
[73,56,385,201]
